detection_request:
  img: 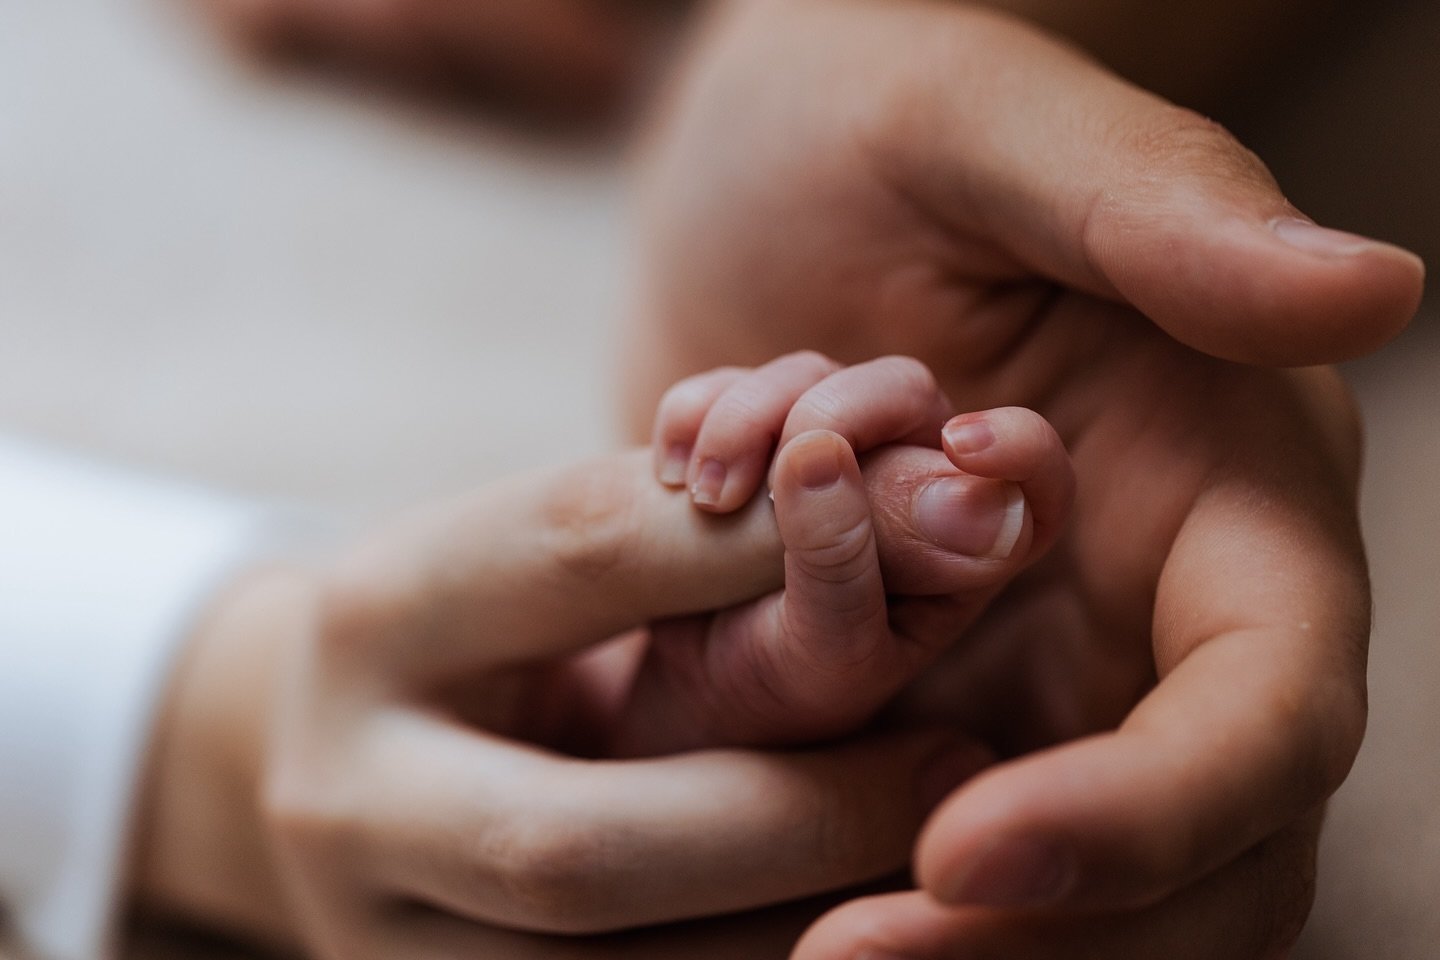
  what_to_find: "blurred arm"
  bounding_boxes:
[0,437,286,959]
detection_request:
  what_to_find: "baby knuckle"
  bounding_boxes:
[789,387,855,436]
[778,349,841,377]
[875,354,938,395]
[657,375,717,423]
[710,392,776,437]
[792,518,875,584]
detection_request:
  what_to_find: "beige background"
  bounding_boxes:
[1,0,1435,956]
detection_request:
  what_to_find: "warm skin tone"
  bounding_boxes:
[137,0,1424,955]
[135,357,1076,957]
[621,0,1424,956]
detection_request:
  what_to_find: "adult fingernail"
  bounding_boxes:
[690,458,727,506]
[785,433,846,491]
[943,417,995,455]
[657,443,690,487]
[1271,217,1377,257]
[914,478,1025,559]
[937,834,1076,908]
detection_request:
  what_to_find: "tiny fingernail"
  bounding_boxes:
[1271,217,1376,257]
[937,834,1076,908]
[855,951,922,960]
[943,418,995,455]
[691,458,727,506]
[789,436,845,491]
[657,443,690,487]
[914,478,1025,559]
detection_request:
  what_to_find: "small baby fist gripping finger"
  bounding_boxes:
[609,427,892,751]
[653,351,841,511]
[612,413,1074,753]
[636,429,898,746]
[652,353,957,513]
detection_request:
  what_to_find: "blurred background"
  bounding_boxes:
[0,0,1435,956]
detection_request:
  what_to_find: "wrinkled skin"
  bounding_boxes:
[618,0,1422,955]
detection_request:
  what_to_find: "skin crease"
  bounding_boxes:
[620,0,1420,956]
[132,0,1421,956]
[132,432,1037,955]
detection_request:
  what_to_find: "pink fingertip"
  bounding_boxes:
[691,458,727,507]
[657,443,690,487]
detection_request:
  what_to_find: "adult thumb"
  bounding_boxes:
[877,4,1424,365]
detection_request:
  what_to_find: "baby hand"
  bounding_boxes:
[610,353,1075,754]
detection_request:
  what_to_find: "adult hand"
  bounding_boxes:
[625,0,1425,955]
[134,449,995,957]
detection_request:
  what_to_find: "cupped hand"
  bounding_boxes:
[156,450,992,958]
[624,0,1425,955]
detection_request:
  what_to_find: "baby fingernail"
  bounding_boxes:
[657,443,690,487]
[690,458,727,506]
[937,834,1076,908]
[943,417,995,454]
[789,435,845,491]
[914,478,1025,559]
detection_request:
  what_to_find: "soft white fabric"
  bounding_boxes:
[0,436,280,960]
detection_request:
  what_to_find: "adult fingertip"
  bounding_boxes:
[1268,216,1428,291]
[921,831,1078,909]
[1114,206,1426,366]
[1261,217,1426,359]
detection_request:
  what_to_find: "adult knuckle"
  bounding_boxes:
[1122,107,1275,191]
[310,566,386,663]
[492,814,622,932]
[260,765,353,870]
[536,464,639,586]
